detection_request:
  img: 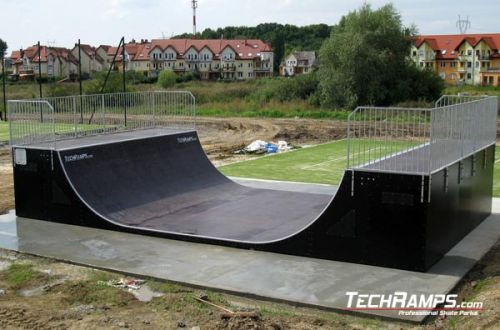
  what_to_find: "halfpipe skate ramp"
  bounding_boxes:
[9,92,498,272]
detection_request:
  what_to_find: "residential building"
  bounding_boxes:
[279,51,318,76]
[411,34,500,86]
[96,45,111,70]
[70,44,105,74]
[10,45,78,79]
[107,40,151,75]
[148,39,273,80]
[8,38,274,81]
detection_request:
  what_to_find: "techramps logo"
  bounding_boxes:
[177,136,198,144]
[64,153,94,163]
[344,292,483,317]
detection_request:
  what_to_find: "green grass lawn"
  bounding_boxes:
[220,140,349,185]
[220,141,500,197]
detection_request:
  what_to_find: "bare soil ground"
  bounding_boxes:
[0,117,498,329]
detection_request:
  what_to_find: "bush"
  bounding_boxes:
[83,71,135,95]
[157,70,177,88]
[249,74,319,103]
[47,84,72,97]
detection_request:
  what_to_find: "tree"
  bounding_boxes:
[157,70,177,88]
[318,4,443,109]
[0,38,7,121]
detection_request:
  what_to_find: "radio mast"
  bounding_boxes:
[192,0,198,36]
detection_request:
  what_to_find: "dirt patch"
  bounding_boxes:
[195,117,347,161]
[0,148,13,215]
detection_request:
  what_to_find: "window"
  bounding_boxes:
[451,73,456,80]
[467,73,472,80]
[451,62,457,68]
[467,50,472,56]
[412,51,417,56]
[475,61,479,68]
[440,62,446,68]
[238,72,243,78]
[159,53,162,59]
[467,62,472,68]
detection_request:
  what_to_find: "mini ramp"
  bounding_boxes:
[8,92,498,271]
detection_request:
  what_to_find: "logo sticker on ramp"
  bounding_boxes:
[64,153,94,162]
[177,136,198,144]
[14,148,27,165]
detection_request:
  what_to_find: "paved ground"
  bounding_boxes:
[0,183,498,324]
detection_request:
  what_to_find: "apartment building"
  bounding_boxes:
[279,51,318,76]
[411,34,500,86]
[10,45,78,79]
[70,44,106,74]
[148,39,273,80]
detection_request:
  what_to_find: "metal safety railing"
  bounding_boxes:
[8,91,196,147]
[347,95,498,175]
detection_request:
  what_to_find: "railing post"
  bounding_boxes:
[73,96,77,138]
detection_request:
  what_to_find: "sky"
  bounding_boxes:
[1,0,499,54]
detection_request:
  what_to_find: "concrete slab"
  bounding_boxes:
[0,200,498,323]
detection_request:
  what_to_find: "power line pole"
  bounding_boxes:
[456,15,471,34]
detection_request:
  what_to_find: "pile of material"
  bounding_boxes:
[237,140,292,154]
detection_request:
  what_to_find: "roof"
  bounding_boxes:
[10,45,78,65]
[74,44,105,64]
[414,33,500,60]
[149,39,272,60]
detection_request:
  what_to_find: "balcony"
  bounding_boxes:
[255,66,271,72]
[221,65,236,72]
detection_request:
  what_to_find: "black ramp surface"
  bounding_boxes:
[59,131,331,242]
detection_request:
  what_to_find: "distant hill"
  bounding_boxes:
[173,23,333,70]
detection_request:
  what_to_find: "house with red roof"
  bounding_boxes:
[412,33,500,86]
[70,44,106,75]
[10,45,78,80]
[106,39,151,75]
